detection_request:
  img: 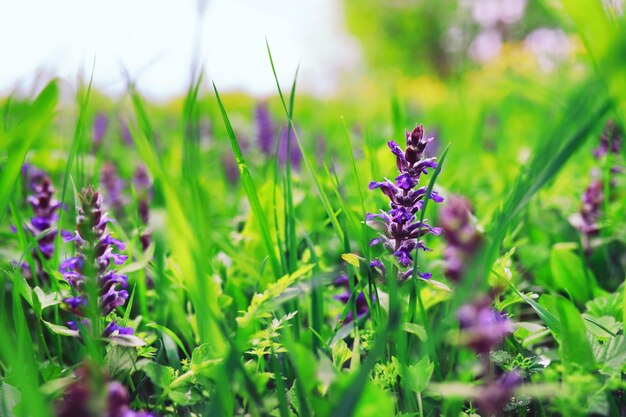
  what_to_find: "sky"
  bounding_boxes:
[0,0,361,100]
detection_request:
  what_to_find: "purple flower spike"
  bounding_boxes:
[278,124,302,169]
[457,297,514,354]
[256,102,275,155]
[333,275,374,324]
[440,196,482,282]
[367,124,443,281]
[60,186,131,338]
[93,112,108,147]
[476,370,523,417]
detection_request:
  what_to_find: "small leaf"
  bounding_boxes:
[140,362,176,389]
[341,253,363,268]
[109,334,146,347]
[43,321,79,337]
[401,323,426,341]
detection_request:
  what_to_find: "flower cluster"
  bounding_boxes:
[255,102,275,156]
[440,196,482,281]
[278,124,302,169]
[571,120,623,255]
[367,125,443,281]
[93,112,108,150]
[101,163,126,218]
[56,366,155,417]
[133,165,152,252]
[333,275,373,323]
[457,296,514,355]
[457,297,520,416]
[60,186,132,336]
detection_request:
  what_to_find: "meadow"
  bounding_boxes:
[1,1,626,416]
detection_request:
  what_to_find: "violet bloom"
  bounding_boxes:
[475,371,523,417]
[278,124,301,169]
[101,162,125,218]
[93,113,108,149]
[133,165,152,252]
[56,366,155,417]
[60,186,132,336]
[333,275,373,323]
[255,103,275,155]
[440,196,482,281]
[120,118,134,146]
[593,119,622,160]
[457,297,514,354]
[367,124,443,281]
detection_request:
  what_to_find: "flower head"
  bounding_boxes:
[333,275,374,323]
[457,297,514,354]
[60,186,131,336]
[475,370,523,417]
[93,113,108,148]
[278,124,301,169]
[255,102,275,155]
[367,125,443,281]
[440,196,482,281]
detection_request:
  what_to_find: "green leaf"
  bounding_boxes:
[550,243,596,303]
[352,379,395,417]
[394,355,433,394]
[593,335,626,374]
[140,362,176,389]
[0,383,19,417]
[331,339,353,369]
[401,323,426,341]
[555,297,596,372]
[42,321,79,337]
[168,386,202,406]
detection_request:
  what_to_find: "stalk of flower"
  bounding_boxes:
[60,186,132,337]
[440,196,482,282]
[367,124,444,282]
[255,102,275,156]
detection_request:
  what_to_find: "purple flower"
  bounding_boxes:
[367,124,443,281]
[255,102,275,155]
[101,163,125,218]
[457,297,514,354]
[278,124,301,169]
[60,187,130,335]
[133,165,152,252]
[593,119,622,160]
[440,196,483,281]
[120,118,134,146]
[56,366,155,417]
[333,275,374,323]
[93,112,108,148]
[475,371,523,417]
[16,167,66,280]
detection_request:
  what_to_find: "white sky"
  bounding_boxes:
[0,0,361,100]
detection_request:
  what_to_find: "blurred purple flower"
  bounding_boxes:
[133,165,152,251]
[440,196,482,281]
[476,370,523,417]
[60,187,132,336]
[101,162,125,217]
[57,366,155,417]
[333,275,374,323]
[457,297,514,354]
[255,103,275,155]
[120,118,134,146]
[93,113,108,148]
[367,125,443,281]
[278,124,301,169]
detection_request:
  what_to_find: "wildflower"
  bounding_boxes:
[475,370,523,417]
[457,296,514,354]
[56,365,155,417]
[440,196,482,281]
[60,186,132,336]
[120,118,134,146]
[133,165,152,252]
[101,163,125,218]
[367,124,443,281]
[333,275,373,323]
[593,119,622,160]
[255,102,275,155]
[93,113,108,149]
[278,124,301,169]
[571,120,623,255]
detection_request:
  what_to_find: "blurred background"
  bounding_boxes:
[1,0,611,100]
